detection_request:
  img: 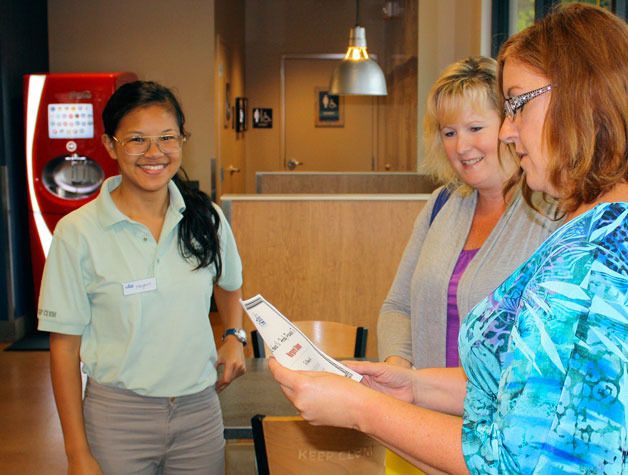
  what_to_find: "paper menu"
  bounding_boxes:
[240,295,362,382]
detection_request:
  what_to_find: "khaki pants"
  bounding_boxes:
[83,379,225,475]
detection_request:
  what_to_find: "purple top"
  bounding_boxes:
[446,248,480,367]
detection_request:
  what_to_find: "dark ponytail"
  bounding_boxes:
[172,170,223,277]
[102,81,222,278]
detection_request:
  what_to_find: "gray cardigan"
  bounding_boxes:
[377,187,561,368]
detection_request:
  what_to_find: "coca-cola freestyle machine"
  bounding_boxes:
[24,72,137,301]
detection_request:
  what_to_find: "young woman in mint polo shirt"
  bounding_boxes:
[38,81,247,474]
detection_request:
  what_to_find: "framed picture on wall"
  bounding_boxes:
[315,88,344,127]
[235,97,247,132]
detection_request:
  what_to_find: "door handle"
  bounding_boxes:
[227,165,241,174]
[286,159,303,170]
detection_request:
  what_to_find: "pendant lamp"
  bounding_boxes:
[330,0,387,96]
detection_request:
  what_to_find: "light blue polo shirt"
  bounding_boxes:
[38,176,242,397]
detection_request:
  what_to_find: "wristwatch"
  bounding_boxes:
[222,328,248,346]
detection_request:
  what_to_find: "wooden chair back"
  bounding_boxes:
[252,415,385,475]
[251,320,368,358]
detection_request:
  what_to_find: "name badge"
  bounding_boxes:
[122,277,157,296]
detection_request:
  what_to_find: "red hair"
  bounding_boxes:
[498,3,627,212]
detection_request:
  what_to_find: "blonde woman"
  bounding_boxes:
[378,56,558,371]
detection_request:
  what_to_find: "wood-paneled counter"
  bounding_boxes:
[221,194,430,358]
[256,172,437,194]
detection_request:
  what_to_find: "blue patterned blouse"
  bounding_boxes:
[459,202,627,474]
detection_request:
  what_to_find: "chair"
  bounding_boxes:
[251,320,368,358]
[251,415,386,475]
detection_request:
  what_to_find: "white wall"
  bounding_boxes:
[47,0,487,191]
[47,0,217,193]
[417,0,484,165]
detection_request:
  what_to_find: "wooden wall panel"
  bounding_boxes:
[224,196,428,358]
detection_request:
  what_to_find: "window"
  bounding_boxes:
[510,0,535,33]
[492,0,626,57]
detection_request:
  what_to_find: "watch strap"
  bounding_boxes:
[222,328,247,346]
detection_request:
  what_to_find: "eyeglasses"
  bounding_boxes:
[504,84,552,119]
[111,134,187,156]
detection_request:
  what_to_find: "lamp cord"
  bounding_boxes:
[355,0,360,26]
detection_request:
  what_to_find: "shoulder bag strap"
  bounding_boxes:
[429,186,453,226]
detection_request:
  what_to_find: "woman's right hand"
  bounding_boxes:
[67,451,103,475]
[342,360,417,404]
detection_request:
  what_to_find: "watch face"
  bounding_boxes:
[225,328,247,345]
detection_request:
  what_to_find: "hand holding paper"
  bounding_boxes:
[240,295,362,382]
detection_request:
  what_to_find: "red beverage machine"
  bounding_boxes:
[24,72,137,302]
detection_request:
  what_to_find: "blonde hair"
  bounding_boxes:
[498,3,628,212]
[421,56,515,192]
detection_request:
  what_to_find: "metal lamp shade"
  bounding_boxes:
[329,26,387,96]
[330,58,387,96]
